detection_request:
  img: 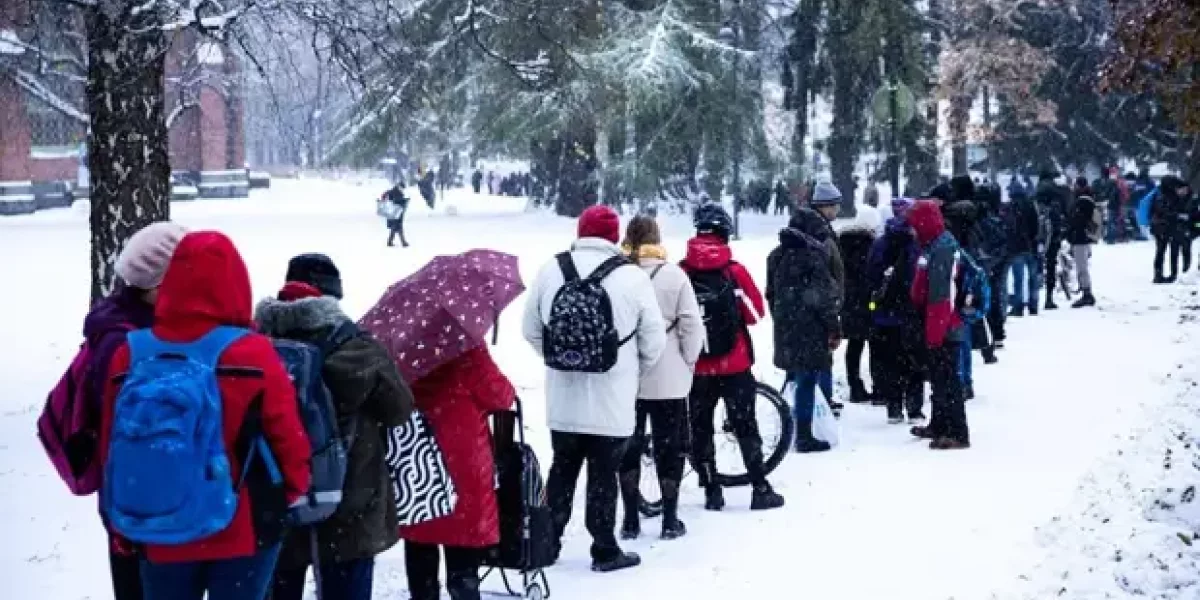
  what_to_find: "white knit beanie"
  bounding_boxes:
[115,221,188,290]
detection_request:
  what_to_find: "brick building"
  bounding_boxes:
[0,3,248,215]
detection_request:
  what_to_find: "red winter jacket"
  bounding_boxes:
[680,234,765,376]
[100,232,311,564]
[400,346,515,548]
[908,201,963,349]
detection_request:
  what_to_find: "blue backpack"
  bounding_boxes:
[270,322,361,526]
[957,249,991,323]
[102,326,248,545]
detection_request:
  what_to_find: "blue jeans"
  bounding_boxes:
[958,323,973,388]
[271,556,375,600]
[790,370,834,435]
[141,544,281,600]
[1009,253,1042,307]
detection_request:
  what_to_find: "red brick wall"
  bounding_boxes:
[30,157,75,181]
[0,77,32,183]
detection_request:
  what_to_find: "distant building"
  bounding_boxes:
[0,8,247,215]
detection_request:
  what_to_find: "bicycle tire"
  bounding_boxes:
[704,382,795,488]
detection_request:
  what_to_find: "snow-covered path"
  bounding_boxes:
[0,181,1193,599]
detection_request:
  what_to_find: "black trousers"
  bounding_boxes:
[870,326,925,418]
[1184,236,1195,273]
[1044,238,1062,298]
[619,399,687,523]
[689,372,765,487]
[987,266,1007,342]
[110,546,143,600]
[926,344,969,444]
[404,542,480,600]
[845,338,868,393]
[546,432,628,562]
[386,214,408,247]
[1154,233,1186,278]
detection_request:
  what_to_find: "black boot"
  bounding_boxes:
[698,464,724,511]
[982,347,998,365]
[750,482,785,511]
[617,472,641,540]
[1154,274,1169,284]
[964,384,975,400]
[446,567,482,600]
[1045,297,1058,310]
[1029,302,1039,316]
[793,434,832,453]
[659,479,686,540]
[1072,289,1096,308]
[592,552,642,573]
[1008,304,1025,317]
[848,380,871,404]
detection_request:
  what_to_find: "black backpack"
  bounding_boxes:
[542,253,633,373]
[688,266,742,358]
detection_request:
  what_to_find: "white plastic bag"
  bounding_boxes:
[811,390,840,447]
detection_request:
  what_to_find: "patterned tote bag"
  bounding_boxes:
[386,411,458,526]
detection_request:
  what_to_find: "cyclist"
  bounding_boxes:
[681,204,785,512]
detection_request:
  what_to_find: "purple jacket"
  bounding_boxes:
[82,286,154,407]
[866,217,921,328]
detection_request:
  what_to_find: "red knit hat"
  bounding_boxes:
[577,205,621,244]
[278,281,324,302]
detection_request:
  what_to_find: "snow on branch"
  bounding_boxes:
[13,68,89,123]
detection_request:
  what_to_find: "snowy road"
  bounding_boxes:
[0,181,1194,599]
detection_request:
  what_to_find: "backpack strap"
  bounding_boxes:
[316,321,360,357]
[587,255,630,283]
[649,264,666,280]
[556,252,580,282]
[126,326,249,369]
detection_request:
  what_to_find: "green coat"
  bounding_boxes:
[255,295,414,569]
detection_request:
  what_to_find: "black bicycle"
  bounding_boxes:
[638,381,794,517]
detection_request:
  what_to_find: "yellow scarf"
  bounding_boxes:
[621,243,668,261]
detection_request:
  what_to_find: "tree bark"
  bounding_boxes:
[87,6,172,302]
[949,94,972,176]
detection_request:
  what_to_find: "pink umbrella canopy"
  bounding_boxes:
[358,250,524,382]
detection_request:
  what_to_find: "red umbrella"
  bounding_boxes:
[359,250,524,382]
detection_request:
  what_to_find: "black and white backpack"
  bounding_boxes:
[542,252,633,373]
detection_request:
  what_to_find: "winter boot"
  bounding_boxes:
[1008,304,1025,317]
[750,482,786,511]
[659,480,686,540]
[910,425,937,440]
[1045,297,1058,310]
[592,552,642,573]
[982,348,999,365]
[849,381,871,404]
[964,384,975,401]
[886,406,905,425]
[446,567,483,600]
[704,485,725,512]
[618,472,642,540]
[1154,274,1170,284]
[930,437,971,450]
[1072,289,1096,308]
[1028,303,1039,316]
[794,436,832,453]
[907,411,927,425]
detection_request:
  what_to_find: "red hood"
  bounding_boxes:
[683,234,733,270]
[908,200,946,246]
[154,231,254,337]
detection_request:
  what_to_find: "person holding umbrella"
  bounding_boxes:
[358,250,524,600]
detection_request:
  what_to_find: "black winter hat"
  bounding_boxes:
[949,175,976,203]
[285,253,344,299]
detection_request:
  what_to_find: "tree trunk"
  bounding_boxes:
[829,58,858,217]
[949,94,972,176]
[87,7,171,302]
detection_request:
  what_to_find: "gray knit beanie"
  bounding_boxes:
[811,181,842,206]
[115,221,188,290]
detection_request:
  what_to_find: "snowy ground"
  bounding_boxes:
[1,180,1197,599]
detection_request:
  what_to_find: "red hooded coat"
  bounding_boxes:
[100,231,311,564]
[907,201,963,348]
[680,234,765,376]
[400,346,515,548]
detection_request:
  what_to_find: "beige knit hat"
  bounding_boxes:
[115,221,188,290]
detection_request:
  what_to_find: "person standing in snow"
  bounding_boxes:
[616,216,704,542]
[867,199,927,424]
[907,200,970,450]
[77,221,186,600]
[487,171,496,195]
[774,180,791,215]
[382,183,410,248]
[808,181,847,302]
[1150,176,1192,283]
[1066,178,1100,308]
[682,204,786,510]
[837,204,881,404]
[974,183,1010,348]
[522,205,665,573]
[769,208,843,452]
[1005,182,1042,316]
[471,169,483,194]
[1037,171,1071,310]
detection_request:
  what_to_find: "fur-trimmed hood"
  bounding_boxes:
[254,295,352,337]
[837,204,881,236]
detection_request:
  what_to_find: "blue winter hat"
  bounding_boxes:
[810,181,842,206]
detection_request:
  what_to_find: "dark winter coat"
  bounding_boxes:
[400,347,515,548]
[836,225,876,340]
[83,285,155,410]
[100,232,312,565]
[767,209,842,372]
[1066,194,1099,245]
[1005,190,1041,255]
[384,185,409,231]
[942,199,978,252]
[973,185,1009,272]
[254,295,414,569]
[1151,176,1191,239]
[867,217,922,330]
[1035,181,1070,243]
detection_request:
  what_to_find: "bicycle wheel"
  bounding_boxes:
[706,382,795,488]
